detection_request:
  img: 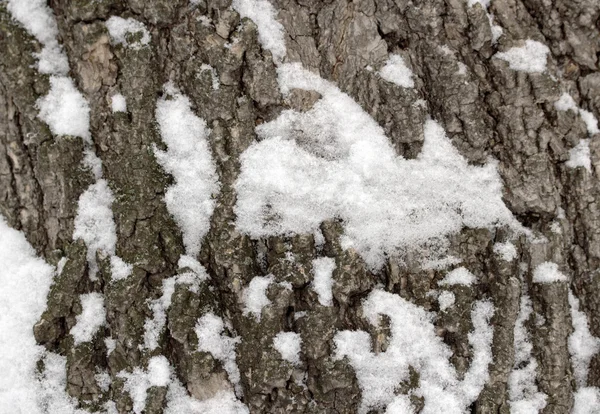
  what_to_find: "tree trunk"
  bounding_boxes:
[1,0,600,413]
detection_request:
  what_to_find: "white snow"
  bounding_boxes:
[37,76,91,143]
[6,0,69,75]
[165,379,249,414]
[273,331,302,366]
[580,109,600,136]
[508,295,547,413]
[422,255,462,270]
[334,289,494,413]
[144,276,177,350]
[555,92,600,136]
[105,16,151,50]
[73,179,117,279]
[235,63,520,269]
[555,93,578,112]
[195,313,242,391]
[493,241,517,261]
[568,291,600,388]
[105,338,116,356]
[438,267,477,286]
[532,262,568,284]
[70,293,106,345]
[83,149,103,180]
[118,356,171,414]
[495,40,550,73]
[231,0,286,63]
[573,387,600,414]
[438,291,456,311]
[109,256,133,281]
[311,257,335,306]
[154,83,219,256]
[242,275,273,320]
[110,94,127,113]
[0,217,54,412]
[378,55,414,88]
[566,140,592,172]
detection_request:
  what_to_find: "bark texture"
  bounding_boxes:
[1,0,600,413]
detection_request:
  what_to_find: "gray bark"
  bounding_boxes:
[1,0,600,413]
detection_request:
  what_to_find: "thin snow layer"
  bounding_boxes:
[580,109,600,135]
[105,16,150,49]
[0,218,54,412]
[439,267,477,286]
[555,92,600,136]
[110,94,127,113]
[312,257,336,306]
[568,291,600,388]
[438,291,456,311]
[154,84,219,256]
[70,293,106,345]
[231,0,286,63]
[273,331,302,366]
[234,63,519,269]
[495,40,550,73]
[195,313,242,391]
[242,275,273,320]
[493,241,517,262]
[573,387,600,414]
[165,379,249,414]
[37,76,91,142]
[118,356,172,414]
[37,352,89,414]
[73,179,117,278]
[200,64,220,90]
[334,289,494,414]
[379,55,414,88]
[566,140,592,172]
[532,262,568,284]
[110,256,133,281]
[508,295,547,413]
[6,0,69,75]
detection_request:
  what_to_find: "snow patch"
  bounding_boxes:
[105,16,150,49]
[70,293,106,345]
[555,92,600,136]
[438,291,456,311]
[568,291,600,388]
[195,313,242,392]
[200,64,220,90]
[37,76,91,143]
[242,275,273,320]
[273,331,302,366]
[493,241,517,262]
[573,387,600,414]
[231,0,286,63]
[334,289,494,413]
[378,55,414,88]
[165,379,248,414]
[532,262,568,284]
[118,356,171,414]
[566,140,592,172]
[495,40,550,73]
[110,94,127,113]
[311,257,335,306]
[109,256,133,281]
[154,83,219,256]
[234,63,520,269]
[439,267,477,286]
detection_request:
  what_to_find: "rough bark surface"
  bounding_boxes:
[1,0,600,413]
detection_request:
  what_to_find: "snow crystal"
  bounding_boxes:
[6,0,69,75]
[195,313,242,390]
[155,83,219,256]
[566,140,592,172]
[378,55,414,88]
[235,63,520,269]
[385,395,415,414]
[495,40,550,73]
[95,370,111,392]
[493,241,517,261]
[438,291,456,311]
[118,356,171,414]
[242,275,273,320]
[110,94,127,113]
[73,179,117,279]
[439,267,477,286]
[165,379,248,414]
[231,0,286,63]
[37,76,91,143]
[532,262,568,284]
[105,16,150,50]
[579,109,600,136]
[70,293,106,345]
[311,257,335,306]
[555,93,599,138]
[110,256,133,281]
[573,387,600,414]
[568,291,600,388]
[508,295,547,413]
[273,331,302,366]
[0,218,54,412]
[334,289,494,413]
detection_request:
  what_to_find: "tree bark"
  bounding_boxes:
[1,0,600,413]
